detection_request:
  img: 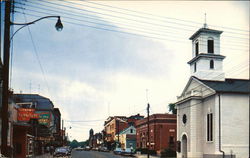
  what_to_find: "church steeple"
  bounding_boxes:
[187,24,225,81]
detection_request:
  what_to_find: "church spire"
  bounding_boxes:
[203,13,208,29]
[188,22,225,81]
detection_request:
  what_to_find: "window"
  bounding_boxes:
[207,113,213,141]
[210,60,214,69]
[195,42,199,56]
[182,114,187,124]
[194,63,197,73]
[208,39,214,53]
[130,129,133,133]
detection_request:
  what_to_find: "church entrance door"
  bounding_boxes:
[182,134,187,158]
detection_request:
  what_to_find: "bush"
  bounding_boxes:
[160,148,176,157]
[136,148,157,155]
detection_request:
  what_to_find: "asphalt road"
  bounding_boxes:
[71,150,135,158]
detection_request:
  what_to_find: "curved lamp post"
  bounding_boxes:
[11,16,63,40]
[1,1,63,155]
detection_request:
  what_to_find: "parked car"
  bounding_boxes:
[99,146,109,152]
[85,146,91,151]
[53,147,70,157]
[113,148,122,155]
[75,147,84,151]
[121,148,135,156]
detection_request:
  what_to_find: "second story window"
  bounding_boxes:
[210,60,214,69]
[208,39,214,53]
[195,42,199,56]
[194,63,197,73]
[130,129,133,133]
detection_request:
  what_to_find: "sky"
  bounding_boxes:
[1,0,249,141]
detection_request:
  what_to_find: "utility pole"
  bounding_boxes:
[147,103,150,158]
[1,0,11,156]
[62,119,64,146]
[117,119,119,146]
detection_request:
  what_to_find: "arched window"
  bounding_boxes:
[210,60,214,69]
[195,41,199,56]
[208,37,214,53]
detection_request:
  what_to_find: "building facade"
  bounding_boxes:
[176,24,249,158]
[136,114,177,153]
[115,126,136,150]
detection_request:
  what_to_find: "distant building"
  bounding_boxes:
[104,114,144,150]
[115,126,136,150]
[136,114,176,152]
[135,113,177,153]
[176,25,249,158]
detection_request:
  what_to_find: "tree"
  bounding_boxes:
[168,103,177,114]
[69,139,79,148]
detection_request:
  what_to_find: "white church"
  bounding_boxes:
[175,23,249,158]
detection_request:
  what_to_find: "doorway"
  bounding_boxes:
[182,134,187,158]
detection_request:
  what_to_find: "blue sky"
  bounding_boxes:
[1,0,249,141]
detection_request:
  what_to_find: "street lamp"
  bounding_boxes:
[11,16,63,40]
[1,1,63,156]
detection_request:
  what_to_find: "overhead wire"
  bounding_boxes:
[80,0,250,33]
[15,10,249,52]
[22,9,51,95]
[29,0,250,41]
[17,1,249,47]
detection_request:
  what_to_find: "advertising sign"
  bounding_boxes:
[36,111,51,126]
[17,108,39,121]
[17,109,51,126]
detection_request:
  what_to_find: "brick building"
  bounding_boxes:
[104,114,144,150]
[135,113,177,153]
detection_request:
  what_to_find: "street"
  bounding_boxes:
[71,150,135,158]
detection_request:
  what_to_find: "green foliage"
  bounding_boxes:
[69,139,89,148]
[136,148,157,155]
[69,139,79,148]
[168,103,177,114]
[160,148,176,157]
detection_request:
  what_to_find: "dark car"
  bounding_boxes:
[113,148,122,155]
[53,147,70,157]
[121,148,135,156]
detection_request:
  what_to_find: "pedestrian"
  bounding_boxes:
[50,146,54,155]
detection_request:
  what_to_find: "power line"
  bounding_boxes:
[28,0,250,40]
[18,1,249,44]
[15,10,249,52]
[80,0,250,33]
[22,10,51,95]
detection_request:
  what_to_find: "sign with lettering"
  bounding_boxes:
[36,111,51,126]
[17,108,39,121]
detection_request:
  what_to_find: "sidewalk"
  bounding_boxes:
[135,154,160,158]
[34,153,53,158]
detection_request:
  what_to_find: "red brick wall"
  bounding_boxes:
[13,127,27,158]
[136,114,176,152]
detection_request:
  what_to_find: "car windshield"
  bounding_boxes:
[56,148,67,152]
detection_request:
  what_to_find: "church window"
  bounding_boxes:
[195,41,199,56]
[182,114,187,124]
[207,113,213,141]
[210,60,214,69]
[194,63,197,72]
[208,39,214,53]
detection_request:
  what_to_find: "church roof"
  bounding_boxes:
[196,77,250,94]
[189,28,223,40]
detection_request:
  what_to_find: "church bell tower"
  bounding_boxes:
[188,23,225,81]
